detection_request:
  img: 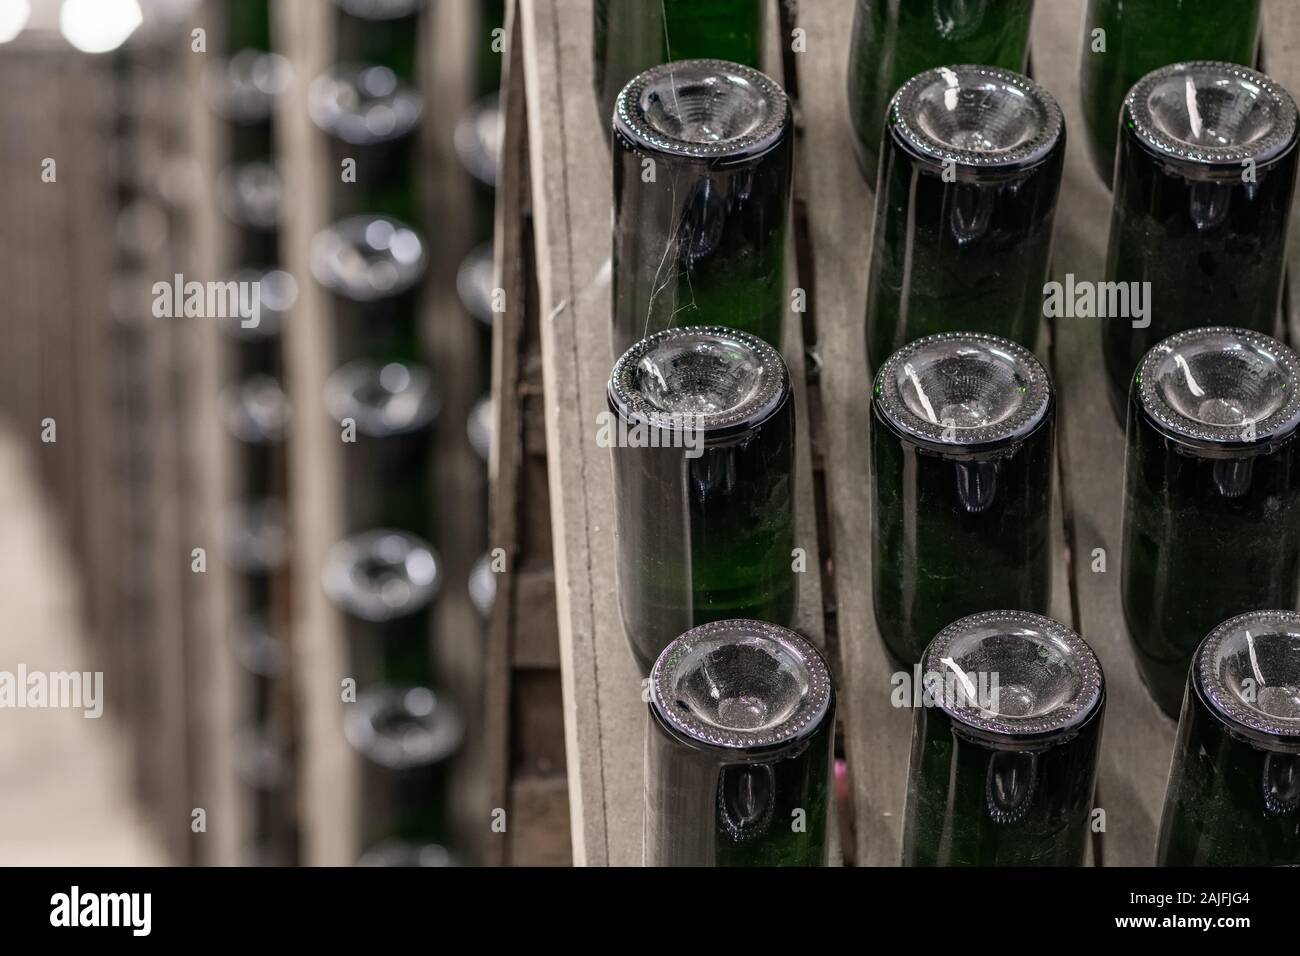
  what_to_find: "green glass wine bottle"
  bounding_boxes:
[220,374,291,501]
[227,0,273,52]
[333,0,425,82]
[593,0,762,135]
[612,60,792,354]
[309,64,423,224]
[217,160,283,268]
[1079,0,1261,187]
[1101,61,1298,423]
[864,65,1064,372]
[902,611,1105,866]
[228,613,286,728]
[475,0,506,98]
[847,0,1035,179]
[323,530,440,687]
[1157,611,1300,866]
[344,685,463,846]
[219,497,289,615]
[645,620,835,867]
[454,93,501,243]
[871,332,1054,667]
[233,726,294,859]
[1121,327,1300,718]
[324,359,438,540]
[204,49,290,162]
[608,326,797,676]
[356,840,458,867]
[218,267,295,380]
[311,215,427,363]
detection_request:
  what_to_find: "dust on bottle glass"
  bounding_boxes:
[1101,61,1298,422]
[644,620,835,866]
[902,611,1105,866]
[1079,0,1261,187]
[608,327,797,675]
[871,333,1055,668]
[864,65,1064,372]
[612,60,791,354]
[1158,610,1300,866]
[847,0,1034,178]
[1121,327,1300,718]
[593,0,762,135]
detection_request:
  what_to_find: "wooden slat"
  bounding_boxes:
[275,0,359,866]
[521,0,827,865]
[507,773,573,865]
[482,0,531,867]
[186,0,243,867]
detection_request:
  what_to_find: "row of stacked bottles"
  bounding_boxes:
[593,0,1300,866]
[204,0,503,866]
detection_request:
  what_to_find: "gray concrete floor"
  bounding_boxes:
[0,427,165,865]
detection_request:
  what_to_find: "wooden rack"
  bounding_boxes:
[503,0,1300,866]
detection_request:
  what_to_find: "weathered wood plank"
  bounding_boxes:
[275,0,360,866]
[481,0,531,868]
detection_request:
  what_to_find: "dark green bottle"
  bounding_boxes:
[1101,61,1298,422]
[324,530,440,686]
[612,60,792,354]
[356,840,458,867]
[847,0,1034,179]
[324,359,438,539]
[204,50,290,162]
[219,497,290,615]
[644,620,835,867]
[457,242,495,387]
[333,0,425,82]
[220,374,291,501]
[608,327,797,675]
[227,0,273,52]
[871,332,1054,667]
[311,215,427,363]
[594,0,762,136]
[475,0,506,98]
[309,64,423,223]
[1080,0,1261,187]
[864,65,1064,372]
[228,613,286,727]
[1121,327,1300,718]
[902,611,1105,866]
[217,267,296,380]
[1157,610,1300,866]
[233,726,295,858]
[344,685,463,846]
[217,160,283,268]
[454,94,501,243]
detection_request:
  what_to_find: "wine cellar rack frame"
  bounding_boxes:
[504,0,1300,866]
